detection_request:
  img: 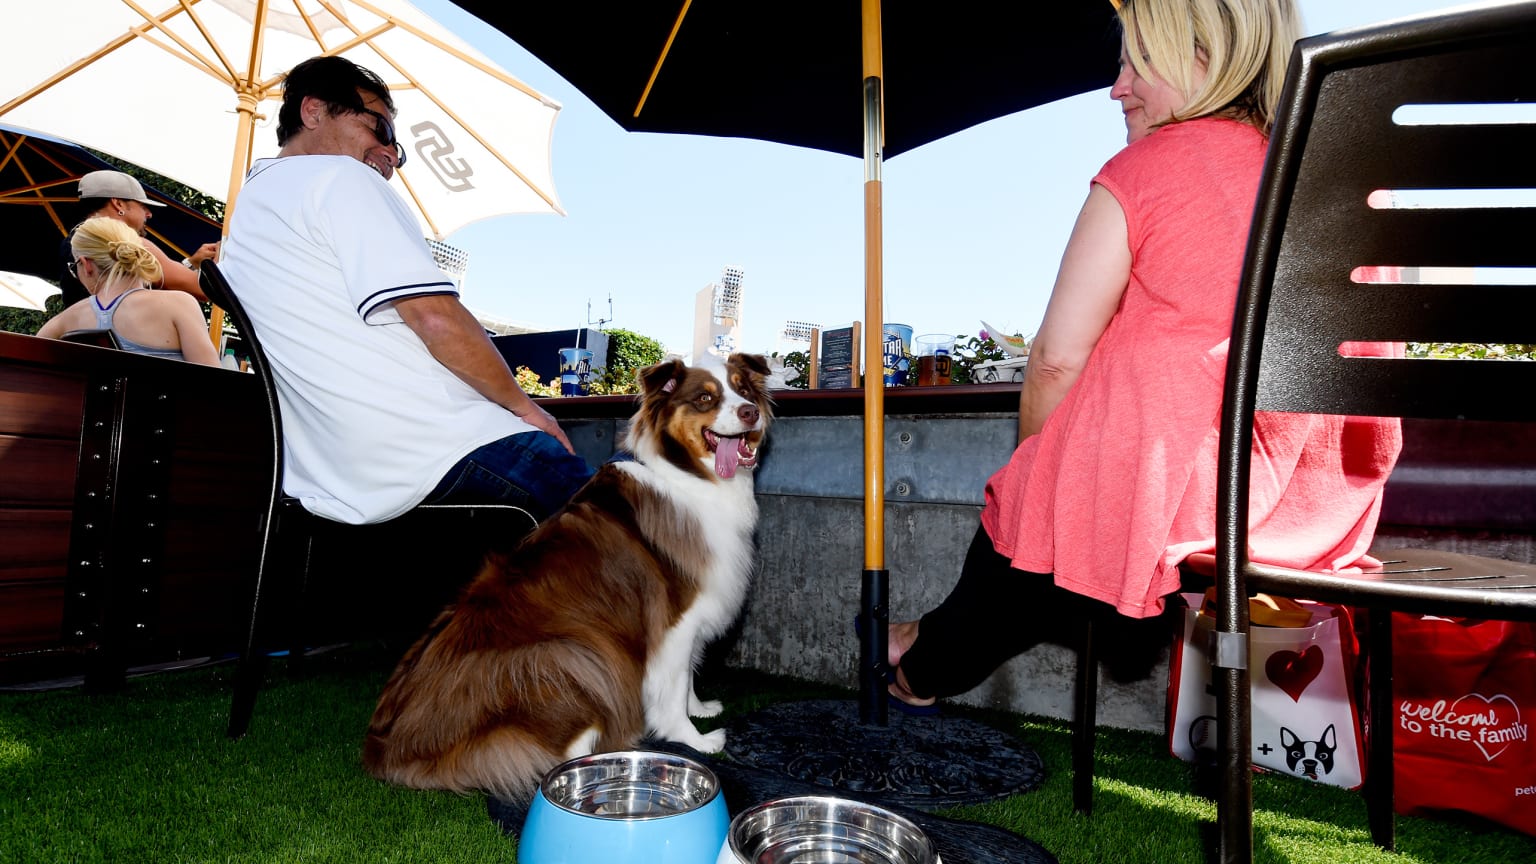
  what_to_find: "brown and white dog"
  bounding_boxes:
[362,353,772,800]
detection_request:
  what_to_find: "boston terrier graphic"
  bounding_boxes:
[1280,724,1337,780]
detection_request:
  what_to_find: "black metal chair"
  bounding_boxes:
[1209,4,1536,860]
[60,328,123,350]
[200,262,537,738]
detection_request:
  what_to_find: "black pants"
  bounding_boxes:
[899,523,1113,700]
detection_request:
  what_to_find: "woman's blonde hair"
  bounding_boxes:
[70,216,162,294]
[1117,0,1302,133]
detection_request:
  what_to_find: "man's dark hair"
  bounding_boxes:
[276,56,396,146]
[77,198,112,219]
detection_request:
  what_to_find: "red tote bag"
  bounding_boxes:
[1392,613,1536,837]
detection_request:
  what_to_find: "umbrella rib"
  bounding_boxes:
[367,41,563,214]
[0,134,86,198]
[0,25,146,116]
[122,0,235,85]
[343,0,557,104]
[253,18,395,91]
[169,0,243,84]
[283,0,330,46]
[0,2,222,118]
[0,135,22,174]
[307,0,564,214]
[637,0,693,118]
[392,170,442,239]
[0,137,68,236]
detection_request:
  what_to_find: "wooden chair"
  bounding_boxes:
[200,262,537,738]
[1207,4,1536,860]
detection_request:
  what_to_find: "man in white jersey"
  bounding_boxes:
[220,56,592,524]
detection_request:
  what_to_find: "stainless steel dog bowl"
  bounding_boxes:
[540,750,722,818]
[718,795,940,864]
[520,751,729,863]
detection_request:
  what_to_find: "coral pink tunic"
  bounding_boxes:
[980,118,1401,618]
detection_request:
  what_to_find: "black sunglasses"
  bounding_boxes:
[67,258,81,280]
[360,108,407,168]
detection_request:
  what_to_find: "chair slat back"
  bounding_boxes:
[1234,3,1536,422]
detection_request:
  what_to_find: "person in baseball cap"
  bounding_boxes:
[55,170,217,305]
[78,169,166,209]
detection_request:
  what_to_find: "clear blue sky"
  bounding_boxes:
[414,0,1468,359]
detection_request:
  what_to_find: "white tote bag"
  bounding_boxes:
[1168,592,1366,789]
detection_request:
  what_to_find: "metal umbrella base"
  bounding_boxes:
[723,698,1045,809]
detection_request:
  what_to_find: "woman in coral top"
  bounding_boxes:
[887,0,1402,710]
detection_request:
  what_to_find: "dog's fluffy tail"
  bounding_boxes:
[362,608,647,801]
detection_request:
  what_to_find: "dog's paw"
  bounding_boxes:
[689,698,724,718]
[695,728,728,753]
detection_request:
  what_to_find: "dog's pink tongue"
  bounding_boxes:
[714,436,742,479]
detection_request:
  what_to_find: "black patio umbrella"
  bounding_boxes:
[454,1,1121,849]
[0,126,222,288]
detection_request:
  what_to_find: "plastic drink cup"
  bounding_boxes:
[914,334,955,386]
[558,347,594,396]
[882,323,913,386]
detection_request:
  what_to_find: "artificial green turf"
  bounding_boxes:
[1,645,1531,863]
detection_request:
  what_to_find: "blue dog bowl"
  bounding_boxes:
[518,750,728,864]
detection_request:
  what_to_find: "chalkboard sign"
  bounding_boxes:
[817,323,859,389]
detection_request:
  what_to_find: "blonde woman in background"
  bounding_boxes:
[39,216,219,366]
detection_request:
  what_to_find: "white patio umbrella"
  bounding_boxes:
[0,270,63,312]
[0,0,565,240]
[0,0,566,340]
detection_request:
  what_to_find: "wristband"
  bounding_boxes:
[181,257,196,270]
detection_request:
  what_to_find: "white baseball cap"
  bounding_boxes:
[78,170,166,207]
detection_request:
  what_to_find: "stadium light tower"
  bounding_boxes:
[693,266,745,360]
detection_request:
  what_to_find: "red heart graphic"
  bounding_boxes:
[1265,645,1324,702]
[1450,692,1523,761]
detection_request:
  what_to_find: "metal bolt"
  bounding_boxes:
[898,431,913,445]
[894,481,912,496]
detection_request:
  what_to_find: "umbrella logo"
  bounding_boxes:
[410,122,475,193]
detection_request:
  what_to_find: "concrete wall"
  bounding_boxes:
[560,408,1536,735]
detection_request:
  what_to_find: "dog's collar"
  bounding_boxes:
[607,450,638,464]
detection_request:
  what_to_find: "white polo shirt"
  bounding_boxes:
[221,155,532,524]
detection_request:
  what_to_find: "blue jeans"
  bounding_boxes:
[424,431,594,520]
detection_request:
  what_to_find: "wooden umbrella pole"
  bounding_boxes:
[207,87,257,348]
[208,1,271,349]
[858,0,889,727]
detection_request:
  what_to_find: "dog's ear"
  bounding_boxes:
[1279,727,1298,748]
[638,359,686,397]
[729,352,772,379]
[1320,724,1336,748]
